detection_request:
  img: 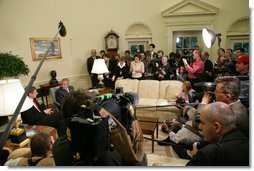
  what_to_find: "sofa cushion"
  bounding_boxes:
[159,81,183,100]
[138,98,158,107]
[138,80,159,99]
[115,79,139,93]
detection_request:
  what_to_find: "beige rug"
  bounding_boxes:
[142,124,189,166]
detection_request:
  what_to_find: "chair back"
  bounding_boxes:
[49,86,61,110]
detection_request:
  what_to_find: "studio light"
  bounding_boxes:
[202,28,222,48]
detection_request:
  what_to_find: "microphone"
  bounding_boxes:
[58,21,67,37]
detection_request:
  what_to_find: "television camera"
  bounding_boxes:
[192,82,216,102]
[64,88,143,165]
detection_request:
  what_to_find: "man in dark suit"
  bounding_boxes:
[21,86,66,136]
[87,49,100,88]
[146,43,158,61]
[186,102,249,166]
[201,51,213,82]
[55,78,74,104]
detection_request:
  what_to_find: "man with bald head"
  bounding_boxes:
[186,102,249,166]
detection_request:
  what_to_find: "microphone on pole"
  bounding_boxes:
[0,20,67,156]
[58,21,67,37]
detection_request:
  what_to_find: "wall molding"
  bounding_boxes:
[161,0,218,54]
[227,17,249,36]
[161,0,218,17]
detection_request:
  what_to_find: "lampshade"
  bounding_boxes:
[0,79,33,116]
[202,28,222,48]
[91,59,109,74]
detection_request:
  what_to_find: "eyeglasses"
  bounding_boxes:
[214,90,225,94]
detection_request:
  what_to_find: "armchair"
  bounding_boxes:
[49,86,61,111]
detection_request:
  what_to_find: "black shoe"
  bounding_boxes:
[157,137,171,146]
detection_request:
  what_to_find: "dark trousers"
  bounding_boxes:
[90,74,99,88]
[36,111,66,136]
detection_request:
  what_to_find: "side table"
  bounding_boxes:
[4,125,58,151]
[138,116,159,153]
[39,83,61,107]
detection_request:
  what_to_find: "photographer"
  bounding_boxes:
[186,102,249,166]
[155,56,172,80]
[197,76,249,138]
[52,89,146,166]
[182,50,204,85]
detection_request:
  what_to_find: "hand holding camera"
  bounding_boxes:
[201,91,213,105]
[190,142,199,156]
[182,58,188,66]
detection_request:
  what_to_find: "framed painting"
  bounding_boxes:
[30,37,62,61]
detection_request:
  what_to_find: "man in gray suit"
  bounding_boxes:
[197,76,249,137]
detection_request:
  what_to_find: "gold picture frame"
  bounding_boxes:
[30,37,62,61]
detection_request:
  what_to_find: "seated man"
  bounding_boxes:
[186,102,249,166]
[55,78,74,104]
[21,86,66,136]
[158,107,203,159]
[4,132,55,166]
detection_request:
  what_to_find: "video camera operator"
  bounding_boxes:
[52,89,146,166]
[196,76,249,138]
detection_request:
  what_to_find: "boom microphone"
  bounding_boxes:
[58,21,67,37]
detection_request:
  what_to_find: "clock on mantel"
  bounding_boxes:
[105,29,119,59]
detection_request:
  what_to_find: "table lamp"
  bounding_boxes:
[91,59,109,88]
[0,79,33,146]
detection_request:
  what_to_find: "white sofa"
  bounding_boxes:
[115,79,183,120]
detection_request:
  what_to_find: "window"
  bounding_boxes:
[173,31,202,55]
[233,42,249,54]
[176,36,198,54]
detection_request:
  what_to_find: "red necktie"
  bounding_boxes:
[33,99,41,112]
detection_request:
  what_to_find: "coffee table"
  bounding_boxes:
[138,116,159,153]
[4,125,58,151]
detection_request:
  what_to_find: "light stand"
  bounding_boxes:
[0,21,67,154]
